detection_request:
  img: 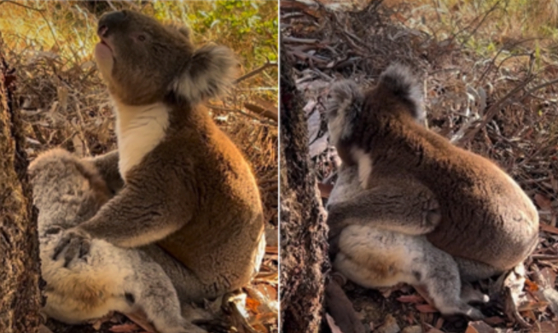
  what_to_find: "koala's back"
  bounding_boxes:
[135,108,265,294]
[343,73,540,270]
[418,138,540,269]
[368,119,539,270]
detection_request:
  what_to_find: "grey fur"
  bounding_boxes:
[30,149,206,333]
[325,80,364,146]
[328,166,487,320]
[378,64,424,121]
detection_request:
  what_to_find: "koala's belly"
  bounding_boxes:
[158,211,265,292]
[334,225,426,288]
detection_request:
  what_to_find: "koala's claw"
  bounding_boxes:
[52,228,91,262]
[62,236,91,267]
[44,226,63,236]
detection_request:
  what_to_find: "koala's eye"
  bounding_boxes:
[138,34,146,42]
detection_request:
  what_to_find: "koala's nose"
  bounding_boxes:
[97,10,127,37]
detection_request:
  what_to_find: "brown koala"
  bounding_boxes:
[324,64,539,272]
[53,10,266,303]
[324,64,539,318]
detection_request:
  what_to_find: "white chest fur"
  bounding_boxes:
[351,147,373,189]
[113,101,170,179]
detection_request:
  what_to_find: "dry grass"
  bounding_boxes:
[0,1,278,332]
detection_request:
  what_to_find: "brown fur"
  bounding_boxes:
[326,65,539,272]
[55,10,265,303]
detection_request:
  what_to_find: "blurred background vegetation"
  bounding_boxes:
[341,0,558,71]
[0,0,278,204]
[0,0,278,88]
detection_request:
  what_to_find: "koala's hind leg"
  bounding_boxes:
[334,225,484,320]
[125,252,207,333]
[454,257,503,282]
[139,245,218,305]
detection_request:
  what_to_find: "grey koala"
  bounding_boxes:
[30,148,206,333]
[327,166,488,320]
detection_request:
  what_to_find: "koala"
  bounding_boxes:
[30,149,206,333]
[324,64,539,273]
[53,10,266,303]
[324,64,539,319]
[327,166,488,319]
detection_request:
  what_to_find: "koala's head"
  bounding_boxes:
[29,149,111,209]
[94,10,238,105]
[324,64,424,159]
[324,80,364,149]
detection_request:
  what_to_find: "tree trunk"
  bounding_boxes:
[279,42,329,332]
[0,43,43,333]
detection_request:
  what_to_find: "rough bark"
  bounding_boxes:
[279,41,329,332]
[0,43,43,332]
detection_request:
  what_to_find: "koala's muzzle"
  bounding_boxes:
[98,10,127,37]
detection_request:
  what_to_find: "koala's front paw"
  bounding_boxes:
[52,228,91,265]
[43,225,64,236]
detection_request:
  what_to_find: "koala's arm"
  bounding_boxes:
[84,150,124,193]
[327,186,440,239]
[71,171,194,248]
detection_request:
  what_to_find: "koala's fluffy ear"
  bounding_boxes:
[378,64,424,121]
[172,44,239,104]
[325,80,364,144]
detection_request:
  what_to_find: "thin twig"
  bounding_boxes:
[235,61,278,84]
[452,0,502,46]
[457,76,535,146]
[519,78,558,102]
[478,38,539,82]
[244,102,278,122]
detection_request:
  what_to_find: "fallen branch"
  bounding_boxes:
[235,60,278,84]
[244,102,278,122]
